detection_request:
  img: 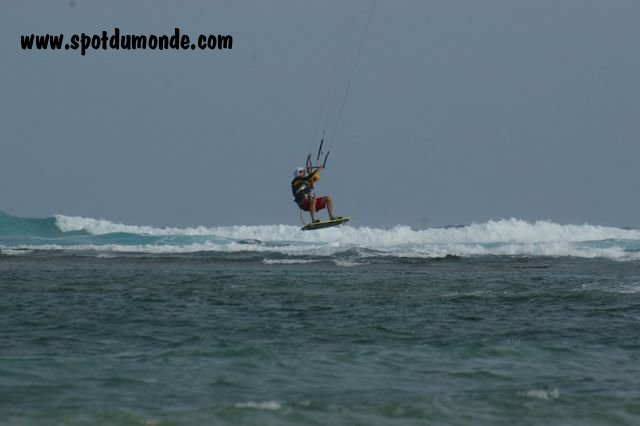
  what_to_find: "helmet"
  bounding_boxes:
[294,167,305,176]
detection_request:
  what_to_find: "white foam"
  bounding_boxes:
[520,388,560,400]
[55,215,640,242]
[234,401,281,410]
[333,259,365,267]
[0,248,34,256]
[43,216,640,260]
[262,259,320,265]
[55,215,216,236]
[608,283,640,294]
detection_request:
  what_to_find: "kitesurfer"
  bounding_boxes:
[291,166,339,223]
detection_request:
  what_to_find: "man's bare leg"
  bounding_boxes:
[309,198,317,222]
[325,196,335,220]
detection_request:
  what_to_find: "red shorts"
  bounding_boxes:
[298,196,327,212]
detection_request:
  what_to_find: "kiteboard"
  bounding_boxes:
[301,217,351,231]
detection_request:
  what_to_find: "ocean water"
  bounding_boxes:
[2,211,640,425]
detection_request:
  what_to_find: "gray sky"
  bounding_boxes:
[1,0,639,228]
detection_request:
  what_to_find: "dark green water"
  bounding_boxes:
[2,254,640,425]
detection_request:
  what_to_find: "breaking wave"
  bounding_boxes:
[1,211,640,261]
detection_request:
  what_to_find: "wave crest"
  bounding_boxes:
[0,212,639,260]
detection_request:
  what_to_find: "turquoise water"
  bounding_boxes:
[2,212,640,425]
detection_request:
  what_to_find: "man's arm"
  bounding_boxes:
[305,166,323,182]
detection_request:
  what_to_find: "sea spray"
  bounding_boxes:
[1,212,640,260]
